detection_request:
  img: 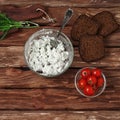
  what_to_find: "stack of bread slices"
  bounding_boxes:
[71,11,119,62]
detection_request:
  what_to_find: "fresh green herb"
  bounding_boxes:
[0,13,39,40]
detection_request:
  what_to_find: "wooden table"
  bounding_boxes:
[0,0,120,119]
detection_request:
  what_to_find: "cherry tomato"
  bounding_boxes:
[78,78,86,89]
[92,68,102,77]
[92,84,98,91]
[83,85,95,96]
[97,77,104,87]
[87,75,97,86]
[81,68,91,79]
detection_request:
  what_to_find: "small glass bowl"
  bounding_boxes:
[75,67,106,98]
[24,28,74,77]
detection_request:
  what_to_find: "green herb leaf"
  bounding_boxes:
[0,13,39,40]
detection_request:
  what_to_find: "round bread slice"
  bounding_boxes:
[79,35,105,62]
[93,11,119,37]
[71,15,100,41]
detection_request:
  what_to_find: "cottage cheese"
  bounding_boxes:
[26,35,69,76]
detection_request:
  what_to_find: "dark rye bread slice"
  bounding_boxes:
[71,15,100,41]
[79,35,105,62]
[93,11,119,37]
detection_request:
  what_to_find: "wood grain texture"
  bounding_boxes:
[0,0,120,7]
[0,46,120,68]
[0,5,120,47]
[0,0,120,115]
[47,7,120,25]
[0,111,119,120]
[0,27,120,47]
[1,6,120,26]
[0,68,119,89]
[0,4,45,21]
[0,88,119,110]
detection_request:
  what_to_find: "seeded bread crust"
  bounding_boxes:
[79,35,105,62]
[71,15,100,41]
[93,11,119,37]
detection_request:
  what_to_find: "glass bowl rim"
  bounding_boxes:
[74,67,106,98]
[24,28,74,77]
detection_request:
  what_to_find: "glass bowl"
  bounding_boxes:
[24,28,74,77]
[75,67,106,98]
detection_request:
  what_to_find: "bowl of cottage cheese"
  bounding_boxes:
[24,28,74,77]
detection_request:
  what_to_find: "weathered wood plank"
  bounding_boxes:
[0,4,120,26]
[0,68,119,89]
[0,4,45,25]
[0,88,119,110]
[47,7,120,26]
[0,0,120,7]
[1,5,120,26]
[0,27,120,47]
[0,46,120,68]
[0,111,119,120]
[0,46,25,67]
[73,47,120,68]
[0,6,120,47]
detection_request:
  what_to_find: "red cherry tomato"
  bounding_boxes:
[97,77,104,87]
[87,75,97,86]
[81,68,91,79]
[83,85,95,96]
[78,78,86,89]
[92,68,102,77]
[92,85,97,91]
